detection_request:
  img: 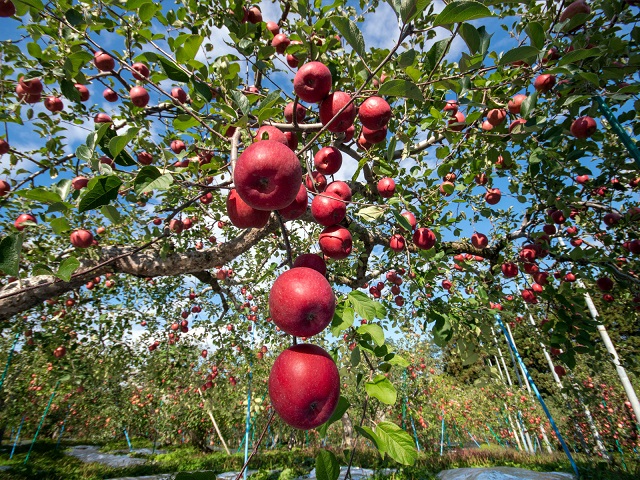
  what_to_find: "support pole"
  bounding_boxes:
[10,416,25,459]
[55,404,72,449]
[197,388,230,455]
[594,96,640,169]
[25,381,59,465]
[409,415,421,451]
[440,412,445,456]
[123,428,133,452]
[496,316,580,479]
[0,333,20,391]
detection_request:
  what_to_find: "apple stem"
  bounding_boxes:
[233,409,276,480]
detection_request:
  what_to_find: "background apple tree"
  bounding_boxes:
[1,0,640,473]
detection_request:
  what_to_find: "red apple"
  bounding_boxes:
[521,288,538,304]
[314,146,342,175]
[358,96,391,130]
[72,176,89,190]
[448,111,466,131]
[554,365,566,378]
[14,213,36,231]
[44,96,63,113]
[596,277,614,291]
[278,183,308,220]
[311,192,346,226]
[70,229,94,248]
[131,62,150,80]
[533,74,556,93]
[413,227,436,250]
[362,125,387,144]
[509,118,527,133]
[443,100,458,115]
[319,91,356,133]
[284,102,306,123]
[293,253,327,276]
[94,51,115,72]
[486,108,506,126]
[269,267,335,337]
[319,225,352,259]
[475,173,488,185]
[95,113,112,123]
[266,21,279,36]
[325,181,352,203]
[0,139,9,155]
[484,188,501,205]
[570,116,596,139]
[75,84,90,102]
[226,188,271,229]
[0,0,16,17]
[400,211,416,230]
[560,0,591,23]
[543,224,556,235]
[508,94,526,114]
[171,87,188,103]
[0,179,10,196]
[234,140,302,211]
[501,262,518,278]
[576,174,589,184]
[269,344,340,430]
[53,346,66,358]
[169,219,183,233]
[130,86,150,107]
[171,140,186,153]
[247,5,262,23]
[254,125,288,144]
[305,171,327,192]
[293,62,332,103]
[389,234,405,252]
[287,54,300,68]
[272,34,290,54]
[377,177,395,198]
[471,232,488,249]
[103,88,118,102]
[137,152,153,165]
[284,131,298,150]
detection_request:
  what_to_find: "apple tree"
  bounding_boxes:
[1,0,640,470]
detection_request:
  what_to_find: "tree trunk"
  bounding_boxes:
[341,413,354,448]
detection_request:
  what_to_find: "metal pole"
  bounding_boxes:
[124,428,133,452]
[55,404,72,449]
[25,381,59,465]
[10,416,25,459]
[440,411,445,456]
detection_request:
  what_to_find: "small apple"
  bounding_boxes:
[247,6,262,23]
[131,62,150,80]
[278,183,308,220]
[501,262,518,278]
[560,0,591,23]
[284,102,307,123]
[311,192,346,226]
[358,96,391,130]
[319,91,356,133]
[484,188,501,205]
[305,171,327,192]
[570,116,596,139]
[103,88,118,102]
[319,225,352,259]
[70,229,94,248]
[0,139,9,155]
[293,62,332,103]
[130,86,150,107]
[14,213,37,231]
[448,111,466,131]
[377,177,395,198]
[576,174,589,184]
[293,253,327,276]
[486,108,506,126]
[272,34,290,54]
[171,140,186,154]
[286,54,300,68]
[413,227,436,250]
[507,94,526,114]
[362,126,387,144]
[471,232,488,249]
[95,113,112,123]
[0,0,16,17]
[389,234,405,252]
[254,125,288,144]
[94,51,115,72]
[171,87,188,103]
[325,181,352,203]
[400,211,416,230]
[137,152,153,165]
[314,146,342,175]
[443,100,458,115]
[596,277,614,291]
[72,176,89,190]
[533,74,556,93]
[75,84,90,102]
[509,118,527,133]
[266,21,279,36]
[44,96,64,113]
[226,188,271,229]
[0,179,10,196]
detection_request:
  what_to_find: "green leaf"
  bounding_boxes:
[392,210,412,231]
[61,79,81,102]
[355,425,383,454]
[400,0,429,23]
[157,56,190,82]
[525,22,545,50]
[173,115,200,131]
[356,205,385,221]
[365,375,397,405]
[318,396,350,437]
[134,166,173,195]
[387,353,409,367]
[520,91,537,119]
[459,23,480,54]
[331,303,354,336]
[176,35,204,64]
[351,346,361,367]
[358,324,385,347]
[57,257,80,282]
[329,16,366,58]
[139,2,159,22]
[109,127,141,160]
[557,48,601,67]
[433,1,492,28]
[230,90,250,116]
[348,290,386,320]
[65,7,84,26]
[396,49,416,68]
[424,39,449,71]
[50,217,71,235]
[98,127,137,167]
[498,46,540,66]
[78,176,122,213]
[315,450,339,480]
[101,205,122,224]
[375,422,418,465]
[378,79,424,101]
[430,311,452,347]
[16,187,62,204]
[0,233,23,277]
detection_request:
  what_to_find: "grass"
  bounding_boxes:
[0,439,638,479]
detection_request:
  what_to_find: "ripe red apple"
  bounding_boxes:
[596,277,614,291]
[53,346,67,358]
[293,62,332,103]
[0,0,16,17]
[442,280,452,290]
[95,113,112,123]
[130,86,150,107]
[234,140,302,211]
[284,102,306,123]
[137,152,153,165]
[305,171,327,192]
[266,21,279,36]
[560,0,591,23]
[293,253,327,276]
[70,229,94,248]
[103,88,118,102]
[443,100,458,115]
[319,225,352,259]
[570,116,596,139]
[278,183,308,220]
[576,174,589,184]
[501,262,518,278]
[481,120,494,132]
[507,94,526,114]
[389,234,405,252]
[171,140,186,154]
[171,87,188,103]
[44,96,63,113]
[362,125,387,144]
[226,188,271,229]
[131,62,150,80]
[448,111,466,131]
[413,227,436,250]
[14,213,37,232]
[254,125,288,144]
[269,344,340,430]
[247,5,262,23]
[272,34,290,54]
[169,219,183,234]
[484,188,501,205]
[533,74,556,93]
[269,267,335,337]
[486,108,506,126]
[72,176,89,190]
[0,179,10,196]
[18,76,43,94]
[284,131,298,150]
[509,118,527,133]
[94,51,115,72]
[325,181,352,203]
[377,177,395,198]
[314,146,342,175]
[358,96,391,130]
[475,173,488,185]
[603,212,621,227]
[550,210,566,224]
[311,192,346,226]
[439,181,454,196]
[319,91,356,133]
[521,288,538,304]
[554,365,566,378]
[471,232,488,249]
[286,54,300,68]
[0,139,9,155]
[543,224,556,235]
[75,84,90,102]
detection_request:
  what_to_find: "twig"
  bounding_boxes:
[234,410,276,480]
